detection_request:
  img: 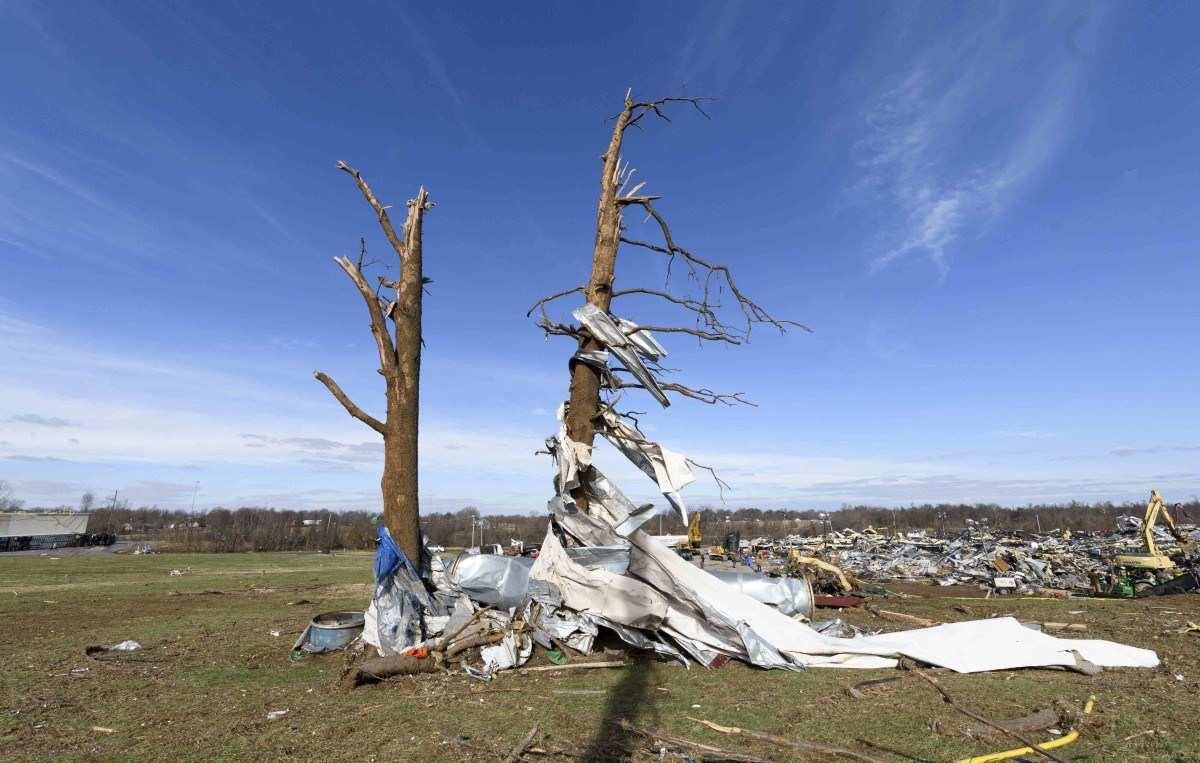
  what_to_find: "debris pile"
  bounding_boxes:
[763,522,1200,595]
[348,304,1159,678]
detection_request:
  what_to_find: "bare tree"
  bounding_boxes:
[0,480,22,511]
[79,491,95,512]
[314,162,434,563]
[531,91,806,510]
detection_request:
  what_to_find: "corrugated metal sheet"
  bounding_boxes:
[0,512,90,538]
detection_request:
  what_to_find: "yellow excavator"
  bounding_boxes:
[687,513,703,550]
[1096,490,1199,597]
[1115,490,1196,571]
[674,513,705,561]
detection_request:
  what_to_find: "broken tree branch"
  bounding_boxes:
[312,372,386,435]
[502,724,541,763]
[612,287,724,331]
[623,324,742,345]
[619,94,714,132]
[337,160,408,262]
[333,255,396,374]
[912,670,1068,763]
[620,197,811,342]
[685,458,732,500]
[688,717,885,763]
[608,378,755,407]
[526,285,585,317]
[617,719,771,763]
[515,660,627,674]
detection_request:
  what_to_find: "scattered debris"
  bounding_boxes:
[865,605,938,628]
[501,723,540,763]
[85,640,143,660]
[265,709,289,721]
[551,689,606,696]
[958,695,1096,762]
[690,717,884,763]
[914,669,1074,763]
[322,304,1162,684]
[618,719,772,763]
[516,660,627,674]
[967,706,1059,737]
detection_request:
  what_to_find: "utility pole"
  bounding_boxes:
[109,489,119,511]
[190,481,199,514]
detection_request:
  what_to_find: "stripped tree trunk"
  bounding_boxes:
[563,105,633,511]
[315,163,432,563]
[532,93,804,515]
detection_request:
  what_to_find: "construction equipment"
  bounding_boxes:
[686,513,703,550]
[1095,490,1200,596]
[708,530,742,563]
[672,514,705,560]
[1114,490,1196,571]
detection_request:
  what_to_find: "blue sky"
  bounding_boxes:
[1,1,1197,513]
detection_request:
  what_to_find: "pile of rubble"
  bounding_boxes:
[767,521,1200,595]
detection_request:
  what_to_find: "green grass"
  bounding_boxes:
[0,551,1196,761]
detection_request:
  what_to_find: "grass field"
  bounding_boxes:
[1,551,1197,761]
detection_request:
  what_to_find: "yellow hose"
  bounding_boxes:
[957,696,1095,763]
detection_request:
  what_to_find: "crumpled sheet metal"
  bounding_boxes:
[479,630,533,673]
[597,407,694,525]
[544,404,693,534]
[708,569,814,619]
[530,532,667,630]
[573,303,669,407]
[535,419,1159,672]
[563,544,631,575]
[527,600,600,653]
[529,305,1160,672]
[623,524,1159,672]
[447,552,534,610]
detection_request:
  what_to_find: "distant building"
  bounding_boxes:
[0,512,92,552]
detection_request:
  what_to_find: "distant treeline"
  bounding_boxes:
[47,496,1197,552]
[87,506,378,552]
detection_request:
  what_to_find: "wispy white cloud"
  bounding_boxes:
[993,430,1055,440]
[857,6,1111,274]
[8,413,75,428]
[1110,444,1200,458]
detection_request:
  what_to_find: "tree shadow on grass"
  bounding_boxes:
[579,652,657,762]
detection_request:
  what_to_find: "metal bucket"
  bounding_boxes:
[305,611,365,652]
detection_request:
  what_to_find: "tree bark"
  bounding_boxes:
[381,187,428,564]
[564,103,633,511]
[320,163,430,565]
